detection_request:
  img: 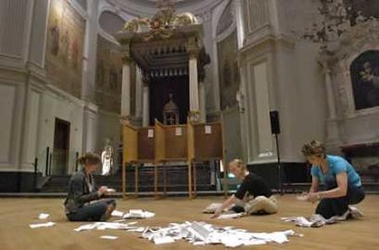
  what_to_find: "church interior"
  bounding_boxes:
[0,0,379,249]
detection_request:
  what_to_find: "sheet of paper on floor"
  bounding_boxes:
[74,222,140,232]
[38,213,50,220]
[217,212,245,219]
[123,209,155,219]
[140,221,298,247]
[111,210,124,217]
[100,235,118,240]
[30,222,55,229]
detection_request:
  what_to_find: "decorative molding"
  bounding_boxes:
[70,0,89,19]
[242,0,269,35]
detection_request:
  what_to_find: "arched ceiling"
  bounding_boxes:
[107,0,224,17]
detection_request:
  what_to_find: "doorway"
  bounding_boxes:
[53,118,70,175]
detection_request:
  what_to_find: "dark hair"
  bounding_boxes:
[301,140,325,157]
[78,152,101,166]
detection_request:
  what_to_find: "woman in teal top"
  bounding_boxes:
[301,140,365,219]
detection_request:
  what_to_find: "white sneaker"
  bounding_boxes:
[349,206,364,218]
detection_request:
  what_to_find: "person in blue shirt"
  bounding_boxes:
[301,140,365,219]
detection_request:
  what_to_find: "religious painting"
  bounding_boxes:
[217,30,239,110]
[95,35,136,114]
[45,0,85,98]
[350,50,379,110]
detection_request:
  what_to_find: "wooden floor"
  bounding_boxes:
[0,195,378,250]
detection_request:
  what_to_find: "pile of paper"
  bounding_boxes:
[141,221,298,247]
[123,209,155,219]
[111,209,155,219]
[281,213,348,228]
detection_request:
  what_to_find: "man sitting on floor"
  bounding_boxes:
[211,159,278,218]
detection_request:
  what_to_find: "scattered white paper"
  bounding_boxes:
[74,222,138,232]
[205,125,212,134]
[111,210,124,217]
[38,213,50,220]
[148,129,154,138]
[30,222,55,229]
[140,221,297,247]
[175,127,182,136]
[100,235,118,240]
[123,209,155,219]
[154,236,175,245]
[281,213,349,228]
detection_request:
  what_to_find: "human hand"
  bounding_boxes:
[98,186,108,196]
[307,192,319,203]
[210,208,222,219]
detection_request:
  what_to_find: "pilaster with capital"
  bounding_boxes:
[187,37,200,123]
[120,48,132,124]
[142,74,150,126]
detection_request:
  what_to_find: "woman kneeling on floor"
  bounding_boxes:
[301,140,365,219]
[64,152,116,221]
[211,159,278,218]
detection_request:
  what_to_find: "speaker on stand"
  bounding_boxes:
[269,111,283,195]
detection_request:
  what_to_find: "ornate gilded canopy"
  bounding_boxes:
[114,0,210,81]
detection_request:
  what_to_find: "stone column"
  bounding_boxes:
[135,67,143,119]
[142,78,150,127]
[81,0,99,102]
[199,80,206,122]
[121,53,132,124]
[323,62,337,119]
[234,0,245,49]
[188,38,200,122]
[322,59,341,146]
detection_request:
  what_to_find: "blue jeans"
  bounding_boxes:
[316,181,365,219]
[66,199,116,221]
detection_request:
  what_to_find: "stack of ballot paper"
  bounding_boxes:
[140,221,298,247]
[123,209,155,219]
[281,213,349,228]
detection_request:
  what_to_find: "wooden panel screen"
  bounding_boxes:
[164,125,188,160]
[193,123,223,160]
[122,124,138,165]
[138,127,155,161]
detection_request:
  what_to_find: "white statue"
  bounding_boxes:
[101,139,113,175]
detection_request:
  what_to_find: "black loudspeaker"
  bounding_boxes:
[269,110,280,134]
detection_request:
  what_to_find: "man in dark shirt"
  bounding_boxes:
[211,159,278,218]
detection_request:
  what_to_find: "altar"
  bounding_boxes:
[115,0,210,125]
[114,1,224,199]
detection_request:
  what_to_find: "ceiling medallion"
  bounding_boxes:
[121,0,198,41]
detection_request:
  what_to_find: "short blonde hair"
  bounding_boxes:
[301,140,325,157]
[229,159,247,170]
